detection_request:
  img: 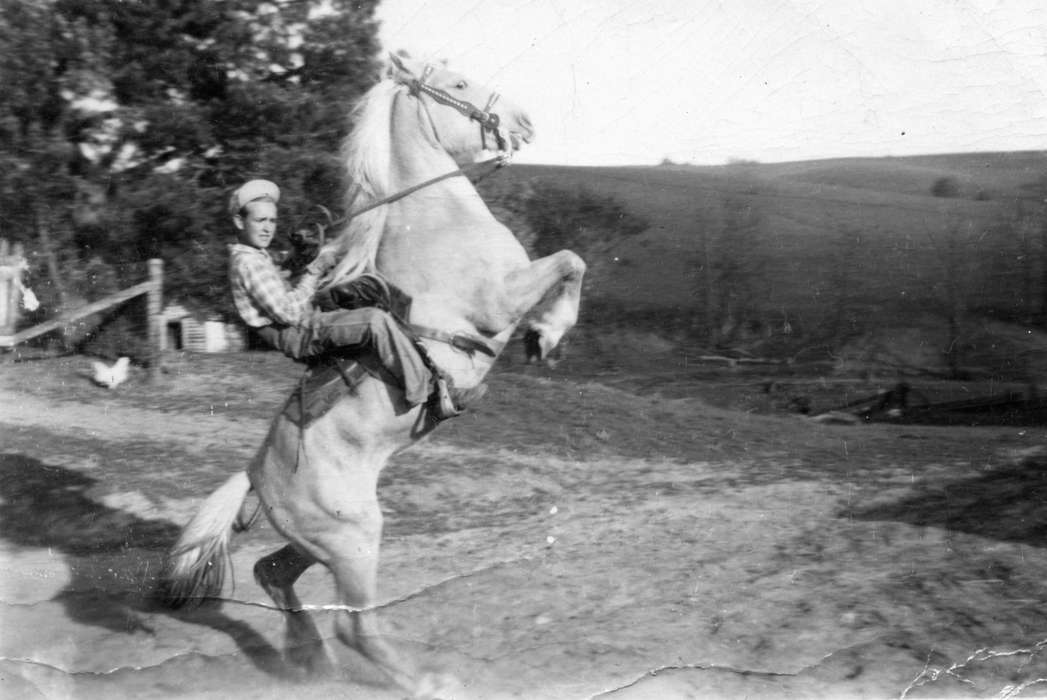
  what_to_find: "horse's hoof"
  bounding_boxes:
[412,671,461,700]
[286,644,337,678]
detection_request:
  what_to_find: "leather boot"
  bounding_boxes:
[431,377,488,420]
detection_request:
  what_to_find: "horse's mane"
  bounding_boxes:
[327,79,404,283]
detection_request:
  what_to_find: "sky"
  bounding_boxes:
[375,0,1047,166]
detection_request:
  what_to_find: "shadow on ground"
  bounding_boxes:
[844,452,1047,547]
[0,454,292,678]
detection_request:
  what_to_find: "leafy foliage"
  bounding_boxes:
[523,181,647,258]
[0,0,380,325]
[475,172,648,305]
[930,176,960,198]
[477,175,647,302]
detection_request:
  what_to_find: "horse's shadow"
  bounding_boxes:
[845,453,1047,548]
[0,453,294,678]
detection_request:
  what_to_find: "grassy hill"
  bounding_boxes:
[486,151,1047,377]
[496,152,1047,351]
[754,151,1047,200]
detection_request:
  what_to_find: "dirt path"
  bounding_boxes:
[3,357,1047,699]
[0,392,263,446]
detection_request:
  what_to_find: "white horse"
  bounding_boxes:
[160,54,585,697]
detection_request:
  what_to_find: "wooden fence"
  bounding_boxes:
[0,243,164,380]
[0,239,25,339]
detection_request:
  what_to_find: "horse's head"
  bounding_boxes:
[388,53,535,163]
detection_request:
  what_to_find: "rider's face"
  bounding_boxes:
[235,200,278,249]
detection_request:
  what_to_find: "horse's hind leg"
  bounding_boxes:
[324,503,446,695]
[254,544,336,675]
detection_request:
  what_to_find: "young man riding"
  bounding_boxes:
[227,179,483,420]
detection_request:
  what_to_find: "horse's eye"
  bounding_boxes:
[455,81,467,89]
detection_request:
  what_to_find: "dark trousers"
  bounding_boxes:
[255,308,432,405]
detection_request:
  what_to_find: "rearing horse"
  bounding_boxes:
[159,54,585,697]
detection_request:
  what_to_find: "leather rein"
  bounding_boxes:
[327,65,509,229]
[334,155,506,227]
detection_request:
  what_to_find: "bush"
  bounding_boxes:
[931,176,960,198]
[522,181,647,257]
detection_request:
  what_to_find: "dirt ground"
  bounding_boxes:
[2,350,1047,699]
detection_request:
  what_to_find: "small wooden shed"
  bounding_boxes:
[162,303,245,353]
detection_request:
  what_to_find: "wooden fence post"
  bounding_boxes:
[147,258,164,381]
[0,239,12,337]
[0,239,26,339]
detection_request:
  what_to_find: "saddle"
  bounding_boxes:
[281,354,390,429]
[280,275,416,429]
[313,273,412,321]
[286,273,477,429]
[280,352,482,431]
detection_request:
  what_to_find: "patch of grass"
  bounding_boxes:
[491,153,1044,341]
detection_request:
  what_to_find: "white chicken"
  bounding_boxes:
[91,356,131,389]
[14,259,39,311]
[20,286,39,311]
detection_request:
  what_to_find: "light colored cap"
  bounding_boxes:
[229,179,280,216]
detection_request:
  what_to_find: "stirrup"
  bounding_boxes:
[432,377,460,419]
[430,377,488,420]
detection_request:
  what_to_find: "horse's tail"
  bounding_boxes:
[158,471,254,610]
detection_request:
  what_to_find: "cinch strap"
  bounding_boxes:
[407,324,503,358]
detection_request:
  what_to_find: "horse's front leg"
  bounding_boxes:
[501,249,586,360]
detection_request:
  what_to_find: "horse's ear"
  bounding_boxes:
[387,51,414,79]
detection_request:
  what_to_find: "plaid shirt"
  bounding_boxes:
[228,243,322,327]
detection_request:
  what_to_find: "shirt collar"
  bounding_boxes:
[229,242,272,259]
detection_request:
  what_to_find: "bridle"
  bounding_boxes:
[318,65,516,360]
[327,65,512,228]
[406,63,508,153]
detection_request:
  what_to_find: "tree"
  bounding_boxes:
[1015,176,1047,325]
[926,179,975,377]
[499,180,647,295]
[0,2,82,235]
[826,224,867,341]
[690,187,766,345]
[0,1,111,318]
[0,0,381,322]
[930,176,960,199]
